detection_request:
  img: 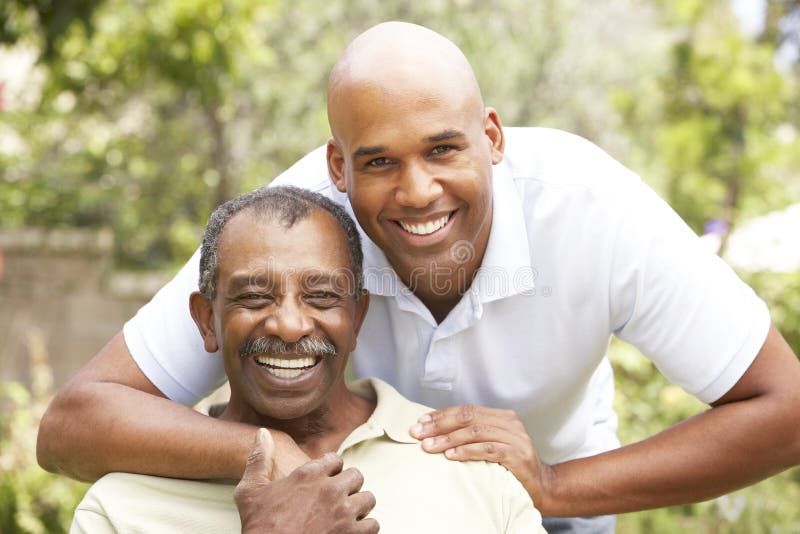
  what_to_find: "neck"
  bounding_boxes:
[414,285,469,323]
[394,226,490,325]
[223,382,375,458]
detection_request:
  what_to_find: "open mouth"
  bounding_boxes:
[254,355,321,379]
[394,210,456,236]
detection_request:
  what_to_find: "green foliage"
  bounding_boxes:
[0,0,104,59]
[610,339,800,533]
[0,333,88,534]
[617,0,799,234]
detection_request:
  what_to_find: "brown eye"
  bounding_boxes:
[368,157,391,167]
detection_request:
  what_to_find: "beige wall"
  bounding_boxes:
[0,228,169,390]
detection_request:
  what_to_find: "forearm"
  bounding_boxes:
[542,394,800,516]
[37,379,257,482]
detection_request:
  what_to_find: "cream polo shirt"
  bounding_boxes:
[124,127,770,465]
[71,379,545,534]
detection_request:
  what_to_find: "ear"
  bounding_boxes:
[189,291,220,353]
[326,138,348,193]
[349,291,371,352]
[483,107,505,165]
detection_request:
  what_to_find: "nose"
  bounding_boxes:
[395,161,443,209]
[263,298,314,343]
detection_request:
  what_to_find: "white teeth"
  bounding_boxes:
[267,367,304,379]
[255,356,316,368]
[255,356,318,378]
[399,214,449,235]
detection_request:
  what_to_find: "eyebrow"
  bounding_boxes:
[226,275,273,292]
[351,129,467,160]
[352,145,387,158]
[426,129,465,143]
[225,272,346,291]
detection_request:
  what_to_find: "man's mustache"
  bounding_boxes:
[238,335,338,359]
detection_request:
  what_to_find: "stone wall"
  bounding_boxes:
[0,227,169,389]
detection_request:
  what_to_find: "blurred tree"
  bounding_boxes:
[616,0,799,241]
[0,0,104,59]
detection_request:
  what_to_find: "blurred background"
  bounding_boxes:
[1,0,799,532]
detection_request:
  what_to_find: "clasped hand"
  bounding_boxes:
[234,429,379,533]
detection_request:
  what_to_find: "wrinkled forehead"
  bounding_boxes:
[216,209,353,286]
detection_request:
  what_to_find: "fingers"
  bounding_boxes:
[355,517,380,533]
[269,429,312,478]
[417,423,521,454]
[294,452,345,479]
[317,451,346,476]
[241,428,275,483]
[348,490,377,520]
[410,404,518,439]
[292,457,365,500]
[442,441,510,462]
[335,466,366,495]
[409,405,525,459]
[234,429,277,511]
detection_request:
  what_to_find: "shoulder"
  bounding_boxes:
[502,127,641,195]
[80,472,235,514]
[269,145,335,194]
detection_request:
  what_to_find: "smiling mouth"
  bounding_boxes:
[254,355,321,379]
[395,211,455,236]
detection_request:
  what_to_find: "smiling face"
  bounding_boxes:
[326,23,504,302]
[191,208,368,424]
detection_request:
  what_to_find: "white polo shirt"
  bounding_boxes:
[124,127,770,465]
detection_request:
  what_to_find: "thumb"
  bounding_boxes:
[242,428,276,484]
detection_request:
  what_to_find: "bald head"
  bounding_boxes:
[327,22,484,140]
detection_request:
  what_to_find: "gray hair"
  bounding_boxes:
[198,185,364,299]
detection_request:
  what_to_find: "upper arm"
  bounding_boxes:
[120,248,226,405]
[609,182,771,403]
[709,323,800,467]
[37,330,166,475]
[712,323,800,407]
[62,330,165,398]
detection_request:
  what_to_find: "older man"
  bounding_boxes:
[43,22,800,534]
[70,186,545,533]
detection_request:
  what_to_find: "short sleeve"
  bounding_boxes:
[609,181,770,403]
[70,509,115,534]
[498,468,546,533]
[71,487,116,534]
[123,248,224,405]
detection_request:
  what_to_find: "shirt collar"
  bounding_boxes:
[338,378,420,454]
[344,204,406,298]
[472,157,535,303]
